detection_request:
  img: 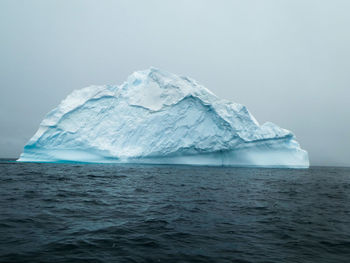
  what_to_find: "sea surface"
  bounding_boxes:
[0,160,350,263]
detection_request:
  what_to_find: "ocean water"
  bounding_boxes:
[0,160,349,263]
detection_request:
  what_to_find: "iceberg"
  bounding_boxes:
[18,68,309,168]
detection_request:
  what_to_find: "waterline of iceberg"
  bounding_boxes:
[18,147,309,168]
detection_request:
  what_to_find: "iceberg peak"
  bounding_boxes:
[18,68,309,168]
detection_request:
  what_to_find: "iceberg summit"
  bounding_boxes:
[18,68,309,168]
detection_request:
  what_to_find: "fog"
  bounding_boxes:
[1,0,349,166]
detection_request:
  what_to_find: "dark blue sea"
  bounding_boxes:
[0,160,350,263]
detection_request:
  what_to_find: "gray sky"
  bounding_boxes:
[1,0,349,166]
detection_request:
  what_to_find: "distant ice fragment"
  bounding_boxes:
[18,68,309,168]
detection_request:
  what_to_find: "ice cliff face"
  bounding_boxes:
[18,68,309,168]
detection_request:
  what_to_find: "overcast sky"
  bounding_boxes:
[1,0,349,166]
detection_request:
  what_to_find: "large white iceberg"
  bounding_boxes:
[18,68,309,168]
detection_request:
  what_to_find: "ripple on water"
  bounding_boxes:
[0,163,349,262]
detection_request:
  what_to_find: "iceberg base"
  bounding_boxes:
[18,147,309,168]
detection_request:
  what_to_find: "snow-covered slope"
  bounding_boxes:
[18,68,309,168]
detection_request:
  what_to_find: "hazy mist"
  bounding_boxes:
[1,0,349,166]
